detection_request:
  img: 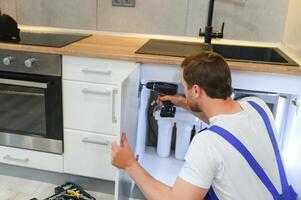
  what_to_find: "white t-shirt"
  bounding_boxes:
[179,97,282,200]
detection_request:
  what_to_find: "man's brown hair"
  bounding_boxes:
[181,51,232,99]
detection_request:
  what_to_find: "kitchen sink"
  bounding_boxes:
[212,44,297,66]
[135,39,299,66]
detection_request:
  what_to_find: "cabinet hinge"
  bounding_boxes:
[138,83,143,98]
[292,98,300,115]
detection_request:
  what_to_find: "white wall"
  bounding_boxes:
[0,0,16,18]
[0,0,289,42]
[282,0,301,56]
[187,0,288,42]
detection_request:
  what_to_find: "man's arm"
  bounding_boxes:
[112,133,208,200]
[158,95,209,124]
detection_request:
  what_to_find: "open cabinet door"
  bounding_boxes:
[114,63,140,200]
[282,95,301,196]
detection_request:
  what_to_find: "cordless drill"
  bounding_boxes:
[144,82,178,118]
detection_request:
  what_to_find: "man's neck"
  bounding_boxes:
[202,98,243,119]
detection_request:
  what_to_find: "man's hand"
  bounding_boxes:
[158,95,209,124]
[111,132,137,170]
[158,95,189,110]
[111,134,208,200]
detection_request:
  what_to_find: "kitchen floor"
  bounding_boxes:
[0,174,114,200]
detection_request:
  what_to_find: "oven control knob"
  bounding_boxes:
[25,58,38,68]
[3,56,15,66]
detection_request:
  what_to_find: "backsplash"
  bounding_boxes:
[0,0,288,42]
[283,0,301,56]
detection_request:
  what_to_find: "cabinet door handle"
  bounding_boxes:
[3,155,29,163]
[82,88,111,96]
[82,138,110,146]
[82,68,112,76]
[112,89,118,123]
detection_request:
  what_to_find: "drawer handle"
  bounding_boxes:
[3,155,29,163]
[82,88,111,96]
[112,89,118,123]
[82,68,112,76]
[82,138,110,146]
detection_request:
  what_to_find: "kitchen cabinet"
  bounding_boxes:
[1,54,298,199]
[0,145,63,172]
[135,63,301,193]
[62,58,301,198]
[63,80,119,135]
[236,72,301,195]
[64,129,116,181]
[62,56,140,200]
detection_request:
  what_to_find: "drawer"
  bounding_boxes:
[0,146,63,172]
[63,80,120,135]
[63,56,137,85]
[64,129,117,181]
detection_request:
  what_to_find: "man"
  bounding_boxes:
[111,51,295,200]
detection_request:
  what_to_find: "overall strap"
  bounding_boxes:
[247,101,288,190]
[208,187,219,200]
[208,125,279,199]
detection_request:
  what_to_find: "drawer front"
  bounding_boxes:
[64,129,117,181]
[0,146,63,172]
[63,56,136,84]
[63,80,119,135]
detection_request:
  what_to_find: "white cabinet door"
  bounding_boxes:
[115,64,140,200]
[282,95,301,195]
[63,80,120,135]
[64,129,116,181]
[0,146,63,172]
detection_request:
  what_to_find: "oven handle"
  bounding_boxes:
[3,155,30,163]
[0,78,48,89]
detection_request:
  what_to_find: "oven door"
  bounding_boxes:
[0,71,63,154]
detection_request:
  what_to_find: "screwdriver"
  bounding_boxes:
[66,189,93,200]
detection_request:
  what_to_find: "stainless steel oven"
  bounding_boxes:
[0,50,63,154]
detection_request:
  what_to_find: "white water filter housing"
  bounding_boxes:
[156,119,174,157]
[154,108,202,159]
[174,108,201,160]
[175,122,194,160]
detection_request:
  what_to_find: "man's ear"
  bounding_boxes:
[192,84,202,97]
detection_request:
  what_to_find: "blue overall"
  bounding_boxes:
[204,101,297,200]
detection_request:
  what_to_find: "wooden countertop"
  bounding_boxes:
[1,34,301,75]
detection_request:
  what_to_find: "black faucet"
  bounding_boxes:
[199,0,224,45]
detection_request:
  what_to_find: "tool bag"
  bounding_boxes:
[205,101,297,200]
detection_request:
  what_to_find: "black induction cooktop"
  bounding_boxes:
[0,32,91,48]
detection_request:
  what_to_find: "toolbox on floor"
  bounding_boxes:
[43,182,96,200]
